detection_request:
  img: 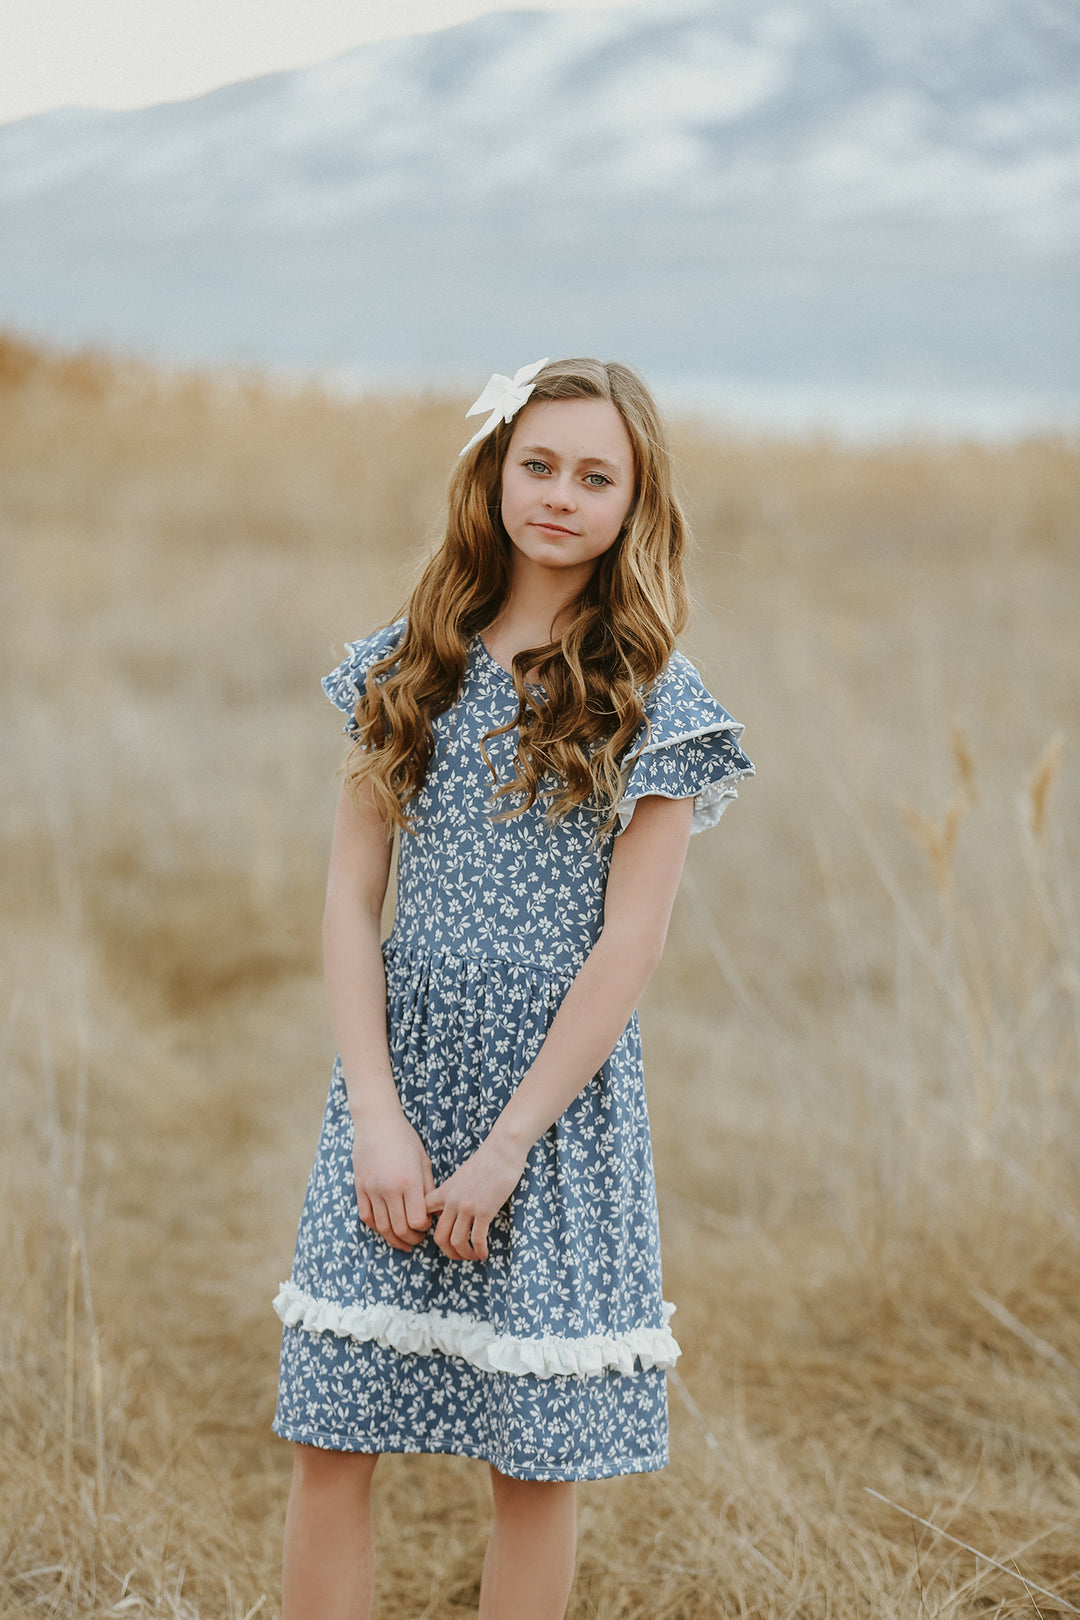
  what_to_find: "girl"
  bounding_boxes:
[273,357,753,1620]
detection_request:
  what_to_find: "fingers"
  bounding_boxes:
[351,1117,436,1253]
[366,1193,404,1252]
[433,1208,468,1260]
[469,1213,491,1262]
[431,1204,487,1262]
[449,1209,473,1257]
[360,1191,426,1253]
[427,1174,494,1262]
[363,1169,495,1263]
[403,1186,431,1238]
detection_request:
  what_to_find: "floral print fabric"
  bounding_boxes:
[272,624,753,1479]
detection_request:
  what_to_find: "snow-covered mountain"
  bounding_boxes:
[2,0,1078,430]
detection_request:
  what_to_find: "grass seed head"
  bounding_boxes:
[902,786,969,894]
[1027,732,1064,843]
[949,720,979,804]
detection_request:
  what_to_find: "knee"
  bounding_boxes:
[489,1466,576,1518]
[291,1443,378,1493]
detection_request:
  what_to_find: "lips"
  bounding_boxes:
[532,521,578,536]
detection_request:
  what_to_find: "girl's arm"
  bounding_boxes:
[428,792,694,1260]
[324,783,434,1252]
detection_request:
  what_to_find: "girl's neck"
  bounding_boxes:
[483,565,585,672]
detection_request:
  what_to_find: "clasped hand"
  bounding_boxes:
[352,1109,526,1262]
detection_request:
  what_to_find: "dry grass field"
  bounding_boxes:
[1,331,1078,1617]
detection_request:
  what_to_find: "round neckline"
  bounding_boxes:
[473,635,545,694]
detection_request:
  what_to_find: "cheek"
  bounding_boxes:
[588,511,628,560]
[501,467,527,517]
[605,488,635,541]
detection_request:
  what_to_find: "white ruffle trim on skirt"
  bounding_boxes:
[273,1280,681,1379]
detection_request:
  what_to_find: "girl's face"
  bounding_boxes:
[500,398,636,587]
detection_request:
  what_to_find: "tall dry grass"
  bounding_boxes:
[1,329,1078,1617]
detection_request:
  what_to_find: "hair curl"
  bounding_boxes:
[345,357,690,832]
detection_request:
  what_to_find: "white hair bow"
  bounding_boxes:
[459,357,550,456]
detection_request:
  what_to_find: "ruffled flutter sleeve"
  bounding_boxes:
[617,650,754,835]
[321,618,407,742]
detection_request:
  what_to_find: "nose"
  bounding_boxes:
[543,474,577,512]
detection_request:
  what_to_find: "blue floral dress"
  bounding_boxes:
[273,623,753,1481]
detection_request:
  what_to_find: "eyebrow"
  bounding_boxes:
[517,444,625,476]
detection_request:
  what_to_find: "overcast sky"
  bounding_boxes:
[0,0,644,125]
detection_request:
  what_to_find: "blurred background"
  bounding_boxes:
[2,0,1078,435]
[1,3,1079,1616]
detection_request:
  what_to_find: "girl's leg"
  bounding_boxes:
[281,1444,379,1620]
[479,1467,577,1620]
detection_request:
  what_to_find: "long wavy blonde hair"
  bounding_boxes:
[346,357,690,832]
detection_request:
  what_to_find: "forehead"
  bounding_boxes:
[507,397,634,468]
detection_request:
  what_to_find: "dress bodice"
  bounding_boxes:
[390,639,613,972]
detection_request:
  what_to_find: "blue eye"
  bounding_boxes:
[584,472,611,487]
[523,459,549,474]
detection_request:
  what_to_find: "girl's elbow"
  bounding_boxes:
[600,923,669,986]
[323,887,382,943]
[638,933,668,983]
